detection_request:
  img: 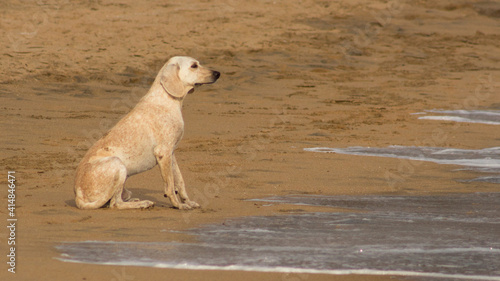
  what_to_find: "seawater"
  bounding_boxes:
[304,146,500,170]
[57,193,500,280]
[304,146,500,183]
[416,110,500,125]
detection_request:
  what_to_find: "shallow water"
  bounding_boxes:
[57,193,500,280]
[304,146,500,170]
[304,146,500,184]
[416,110,500,125]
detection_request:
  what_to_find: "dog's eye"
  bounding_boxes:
[191,63,198,69]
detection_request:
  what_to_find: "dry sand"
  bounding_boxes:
[1,0,500,280]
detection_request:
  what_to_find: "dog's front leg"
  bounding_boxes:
[172,154,200,208]
[154,145,192,210]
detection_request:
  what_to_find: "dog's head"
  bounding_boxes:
[159,56,220,99]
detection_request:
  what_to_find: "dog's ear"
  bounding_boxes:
[160,63,186,98]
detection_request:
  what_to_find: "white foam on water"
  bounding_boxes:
[426,109,500,116]
[417,109,500,125]
[419,115,500,125]
[464,176,500,184]
[54,257,500,280]
[367,247,500,254]
[304,146,500,170]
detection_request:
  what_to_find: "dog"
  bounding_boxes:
[74,56,220,210]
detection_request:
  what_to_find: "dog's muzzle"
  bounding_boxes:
[212,71,221,81]
[196,71,220,86]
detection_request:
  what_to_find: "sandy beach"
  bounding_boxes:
[1,0,500,280]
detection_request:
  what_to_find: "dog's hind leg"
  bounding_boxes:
[75,157,154,210]
[108,161,155,209]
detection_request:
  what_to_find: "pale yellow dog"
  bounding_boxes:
[74,56,220,210]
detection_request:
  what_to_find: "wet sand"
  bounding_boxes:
[1,0,500,280]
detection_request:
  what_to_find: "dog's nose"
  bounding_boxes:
[213,71,221,80]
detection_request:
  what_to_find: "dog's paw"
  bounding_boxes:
[139,200,155,209]
[177,203,193,210]
[186,200,200,209]
[175,200,200,210]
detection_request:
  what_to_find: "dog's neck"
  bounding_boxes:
[141,83,186,110]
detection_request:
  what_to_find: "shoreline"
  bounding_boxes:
[53,257,500,281]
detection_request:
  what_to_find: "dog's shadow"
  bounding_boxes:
[126,187,159,202]
[65,199,77,208]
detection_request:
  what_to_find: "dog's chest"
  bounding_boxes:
[154,111,184,146]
